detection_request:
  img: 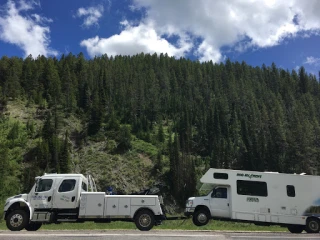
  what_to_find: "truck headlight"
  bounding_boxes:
[186,200,193,207]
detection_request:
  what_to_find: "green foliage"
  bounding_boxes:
[157,123,165,143]
[131,138,158,159]
[7,122,19,140]
[60,130,71,173]
[116,125,132,152]
[0,118,28,205]
[1,54,320,209]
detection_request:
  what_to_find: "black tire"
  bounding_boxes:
[287,225,304,233]
[134,209,155,231]
[305,218,320,233]
[25,222,42,231]
[6,210,29,231]
[192,209,210,226]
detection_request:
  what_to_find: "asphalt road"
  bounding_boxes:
[0,230,320,240]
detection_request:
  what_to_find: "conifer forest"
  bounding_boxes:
[0,53,319,208]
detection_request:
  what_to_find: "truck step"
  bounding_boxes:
[57,213,78,216]
[57,219,78,222]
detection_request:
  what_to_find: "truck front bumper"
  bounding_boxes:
[184,207,195,217]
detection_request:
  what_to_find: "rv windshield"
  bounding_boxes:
[198,183,215,196]
[199,188,213,196]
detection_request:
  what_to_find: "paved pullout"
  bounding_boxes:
[0,230,319,240]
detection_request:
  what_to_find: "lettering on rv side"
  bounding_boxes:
[237,173,262,179]
[247,197,259,202]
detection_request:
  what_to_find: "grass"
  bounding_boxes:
[0,218,286,232]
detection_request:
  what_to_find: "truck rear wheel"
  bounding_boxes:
[287,225,304,233]
[305,218,320,233]
[192,209,210,226]
[25,222,42,231]
[134,209,155,231]
[6,210,28,231]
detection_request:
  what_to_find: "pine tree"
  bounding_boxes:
[60,130,71,173]
[44,58,61,107]
[157,123,165,143]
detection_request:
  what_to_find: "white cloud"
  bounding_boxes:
[32,14,53,24]
[80,21,192,58]
[0,0,57,57]
[81,0,320,62]
[304,56,320,66]
[76,5,104,28]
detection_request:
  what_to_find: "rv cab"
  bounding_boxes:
[208,186,231,219]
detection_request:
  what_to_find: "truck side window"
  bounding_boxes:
[82,182,87,192]
[211,188,227,198]
[59,179,76,192]
[287,185,295,197]
[36,179,53,192]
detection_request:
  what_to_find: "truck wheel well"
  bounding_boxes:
[134,208,154,219]
[194,205,210,215]
[6,202,30,219]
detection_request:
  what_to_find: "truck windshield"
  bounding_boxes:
[35,179,53,192]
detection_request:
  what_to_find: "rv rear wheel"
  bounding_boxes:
[25,222,42,231]
[305,218,320,233]
[6,210,28,231]
[287,225,304,233]
[192,209,210,226]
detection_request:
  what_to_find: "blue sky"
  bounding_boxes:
[0,0,319,76]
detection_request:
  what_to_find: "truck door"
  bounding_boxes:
[53,178,79,209]
[30,178,54,209]
[209,186,231,218]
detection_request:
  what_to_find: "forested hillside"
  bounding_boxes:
[0,53,319,208]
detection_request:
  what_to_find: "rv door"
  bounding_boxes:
[209,186,231,219]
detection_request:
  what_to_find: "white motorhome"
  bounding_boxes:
[4,173,165,231]
[185,168,320,234]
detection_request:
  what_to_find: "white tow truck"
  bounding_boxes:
[185,168,320,234]
[3,173,165,231]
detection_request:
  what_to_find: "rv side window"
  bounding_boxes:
[237,180,268,197]
[287,185,295,197]
[213,173,228,180]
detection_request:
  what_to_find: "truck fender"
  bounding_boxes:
[5,199,33,220]
[133,207,155,218]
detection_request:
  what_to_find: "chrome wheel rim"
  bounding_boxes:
[197,213,207,223]
[10,214,23,228]
[139,214,151,228]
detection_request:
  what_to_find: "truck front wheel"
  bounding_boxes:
[192,209,210,226]
[6,210,28,231]
[25,222,42,231]
[135,209,155,231]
